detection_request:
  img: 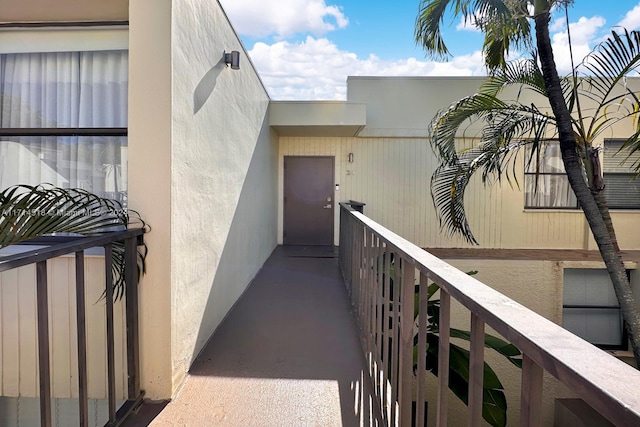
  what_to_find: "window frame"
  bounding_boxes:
[0,23,129,191]
[562,268,629,351]
[523,141,579,210]
[603,139,640,210]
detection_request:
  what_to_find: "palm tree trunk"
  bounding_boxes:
[593,190,621,252]
[534,10,640,367]
[586,145,621,251]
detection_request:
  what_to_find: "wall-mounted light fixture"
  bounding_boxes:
[224,50,240,70]
[348,152,354,163]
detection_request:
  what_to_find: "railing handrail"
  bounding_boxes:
[339,203,640,426]
[0,228,145,272]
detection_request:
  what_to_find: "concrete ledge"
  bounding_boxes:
[270,101,366,137]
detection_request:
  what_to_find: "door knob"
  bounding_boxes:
[323,204,332,209]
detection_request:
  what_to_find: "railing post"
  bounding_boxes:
[374,240,385,405]
[36,260,52,427]
[75,251,89,427]
[382,245,392,423]
[358,224,365,327]
[367,232,376,355]
[125,236,141,399]
[351,214,358,299]
[363,231,371,351]
[437,289,450,427]
[521,355,543,427]
[416,273,429,427]
[390,250,400,425]
[104,243,117,425]
[398,258,415,425]
[468,314,485,427]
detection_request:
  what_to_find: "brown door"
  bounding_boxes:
[284,156,334,245]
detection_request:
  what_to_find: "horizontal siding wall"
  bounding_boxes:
[279,136,640,250]
[0,256,127,399]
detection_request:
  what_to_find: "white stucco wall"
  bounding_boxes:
[129,0,277,398]
[169,0,277,394]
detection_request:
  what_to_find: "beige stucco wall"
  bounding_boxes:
[128,0,173,400]
[129,0,276,399]
[0,0,128,22]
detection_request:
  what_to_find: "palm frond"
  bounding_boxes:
[0,184,147,298]
[429,92,510,163]
[431,161,477,244]
[480,57,547,97]
[415,0,459,60]
[416,0,532,70]
[428,59,560,243]
[430,137,534,244]
[577,29,640,140]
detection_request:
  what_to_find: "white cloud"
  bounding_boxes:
[617,3,640,30]
[248,37,485,100]
[550,16,606,74]
[220,0,348,39]
[456,16,481,32]
[549,17,566,33]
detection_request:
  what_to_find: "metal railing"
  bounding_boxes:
[338,202,640,426]
[0,228,145,427]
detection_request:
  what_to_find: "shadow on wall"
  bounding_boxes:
[193,57,226,114]
[189,114,277,364]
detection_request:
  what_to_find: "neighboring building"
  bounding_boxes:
[1,0,639,425]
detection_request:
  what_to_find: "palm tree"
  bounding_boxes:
[416,0,640,367]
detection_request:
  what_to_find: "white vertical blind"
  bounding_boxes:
[525,142,577,208]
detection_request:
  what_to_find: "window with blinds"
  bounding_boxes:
[603,140,640,209]
[563,268,627,350]
[524,142,578,208]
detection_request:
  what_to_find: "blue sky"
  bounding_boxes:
[219,0,640,100]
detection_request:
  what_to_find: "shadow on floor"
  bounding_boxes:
[121,400,169,426]
[146,246,381,426]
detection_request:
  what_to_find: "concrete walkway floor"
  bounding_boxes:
[139,246,381,426]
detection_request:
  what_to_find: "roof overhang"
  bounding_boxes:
[269,101,366,137]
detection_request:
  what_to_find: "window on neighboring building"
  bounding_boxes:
[524,142,578,208]
[0,36,128,203]
[603,139,640,209]
[563,268,627,350]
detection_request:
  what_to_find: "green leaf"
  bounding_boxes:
[425,334,508,427]
[447,328,523,368]
[0,184,148,299]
